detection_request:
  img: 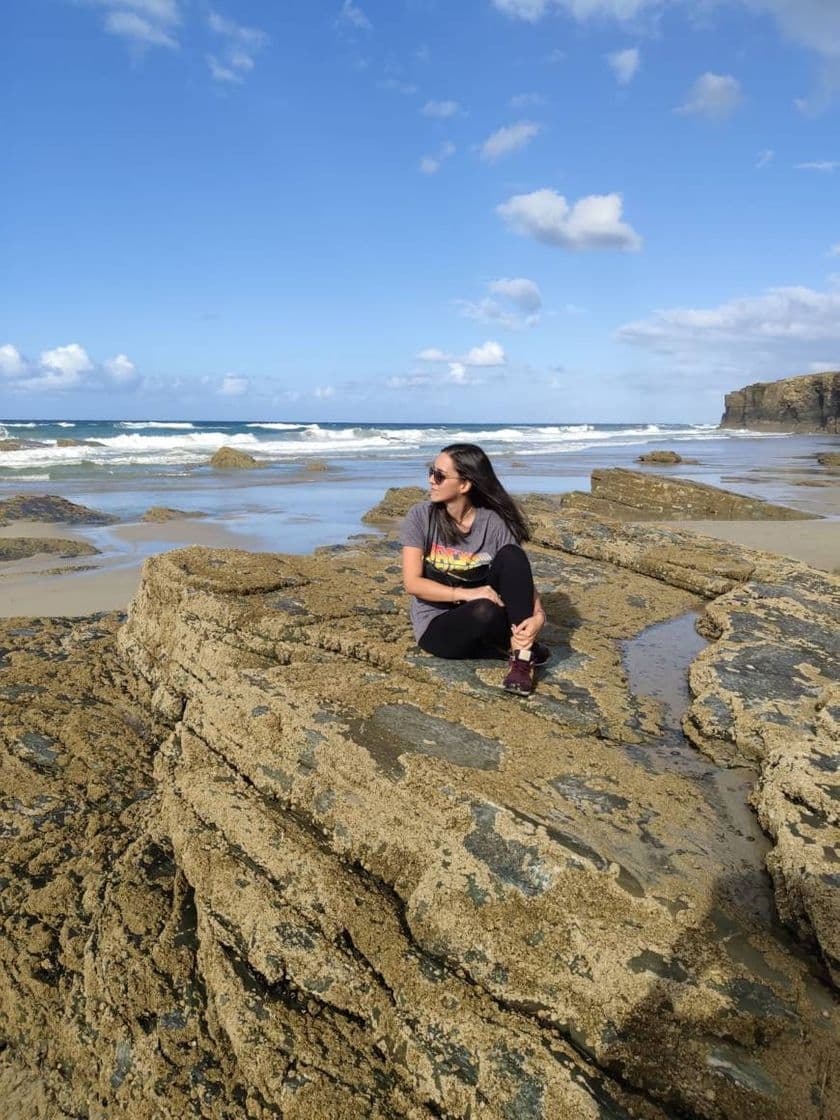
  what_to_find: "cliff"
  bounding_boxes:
[720,371,840,433]
[0,500,838,1118]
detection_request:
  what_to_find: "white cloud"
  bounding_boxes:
[421,99,460,118]
[743,1,840,61]
[457,278,543,329]
[0,342,144,393]
[218,374,248,396]
[207,10,268,82]
[755,148,774,168]
[86,0,182,50]
[208,11,266,48]
[491,0,840,61]
[104,10,177,46]
[385,373,431,390]
[464,340,506,366]
[104,354,139,384]
[206,56,240,82]
[490,277,542,313]
[497,188,642,251]
[379,78,418,95]
[828,244,840,257]
[314,385,335,399]
[795,160,839,171]
[510,92,546,108]
[492,0,548,18]
[41,344,95,386]
[676,73,743,118]
[418,341,506,368]
[420,141,455,175]
[0,344,26,378]
[618,285,840,378]
[606,47,639,85]
[492,0,657,22]
[479,121,541,162]
[338,1,372,31]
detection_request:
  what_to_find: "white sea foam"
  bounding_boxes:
[3,421,39,428]
[0,472,50,481]
[56,422,75,427]
[118,421,196,430]
[0,420,751,469]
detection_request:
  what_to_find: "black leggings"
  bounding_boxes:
[419,544,535,659]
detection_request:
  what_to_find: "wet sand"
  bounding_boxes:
[661,518,840,572]
[0,518,266,617]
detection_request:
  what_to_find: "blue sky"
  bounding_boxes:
[3,0,840,422]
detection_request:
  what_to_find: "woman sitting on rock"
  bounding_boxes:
[400,443,548,694]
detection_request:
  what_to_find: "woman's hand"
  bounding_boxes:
[462,585,504,607]
[510,612,544,649]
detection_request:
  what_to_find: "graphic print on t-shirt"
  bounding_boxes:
[426,542,492,574]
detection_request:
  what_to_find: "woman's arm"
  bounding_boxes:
[401,547,502,606]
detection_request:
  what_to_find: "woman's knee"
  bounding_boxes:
[491,543,531,575]
[495,543,526,561]
[469,599,504,623]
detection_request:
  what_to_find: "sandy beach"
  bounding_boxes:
[0,517,268,617]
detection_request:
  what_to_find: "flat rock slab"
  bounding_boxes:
[1,504,838,1120]
[561,469,815,521]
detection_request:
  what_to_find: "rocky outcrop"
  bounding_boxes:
[721,372,840,433]
[362,485,428,523]
[55,437,104,447]
[0,537,98,563]
[636,450,685,464]
[1,506,838,1119]
[0,438,47,451]
[560,468,814,522]
[141,507,206,522]
[683,568,839,983]
[0,494,117,525]
[817,452,840,467]
[209,446,263,469]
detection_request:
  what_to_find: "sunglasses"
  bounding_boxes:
[427,464,459,485]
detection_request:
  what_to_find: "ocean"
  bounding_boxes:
[1,418,836,557]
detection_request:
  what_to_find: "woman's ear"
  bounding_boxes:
[459,477,472,496]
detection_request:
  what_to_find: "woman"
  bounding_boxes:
[400,443,548,694]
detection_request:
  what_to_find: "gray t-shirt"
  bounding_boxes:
[399,501,516,641]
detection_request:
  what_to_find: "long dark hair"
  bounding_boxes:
[432,443,530,545]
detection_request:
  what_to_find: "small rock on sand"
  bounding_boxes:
[141,507,207,523]
[0,494,117,526]
[0,537,99,562]
[637,450,695,464]
[209,446,263,470]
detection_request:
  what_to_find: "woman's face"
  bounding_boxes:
[429,452,465,499]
